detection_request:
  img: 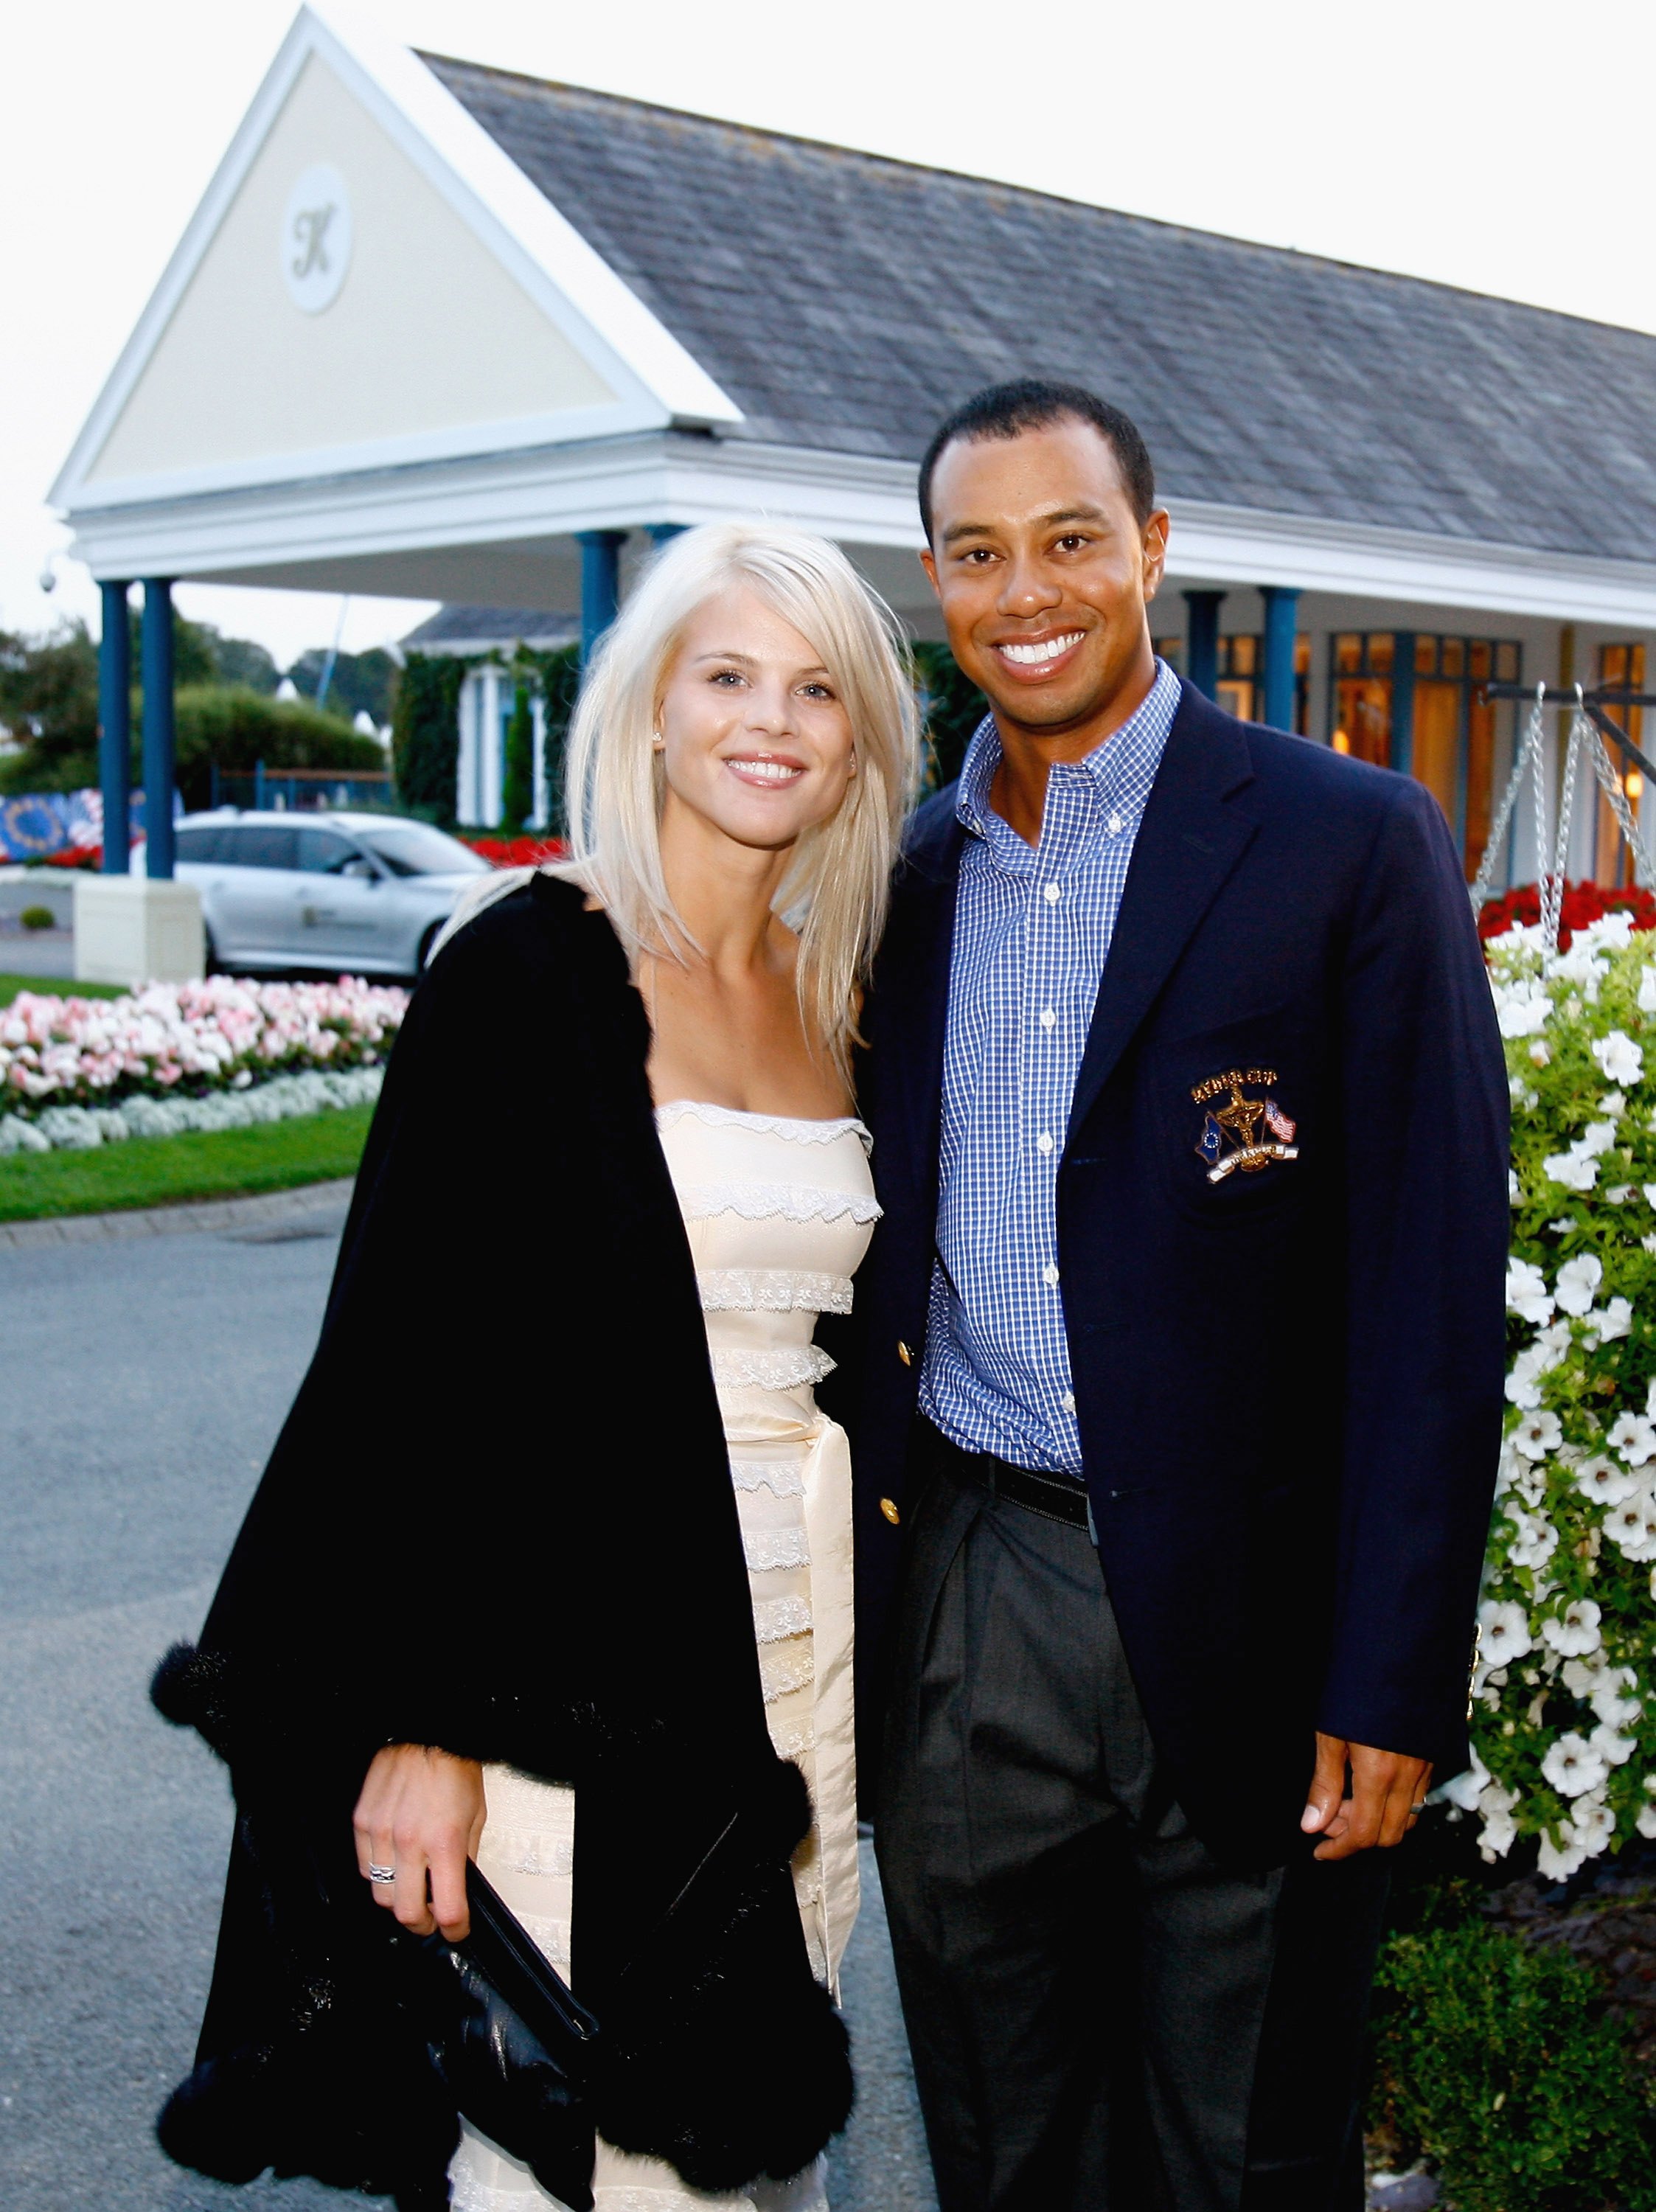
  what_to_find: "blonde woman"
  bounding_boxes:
[150,523,919,2212]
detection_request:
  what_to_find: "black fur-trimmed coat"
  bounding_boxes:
[152,874,851,2211]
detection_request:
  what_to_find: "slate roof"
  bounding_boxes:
[425,52,1656,568]
[400,605,579,653]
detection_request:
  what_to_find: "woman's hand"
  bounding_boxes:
[353,1744,486,1940]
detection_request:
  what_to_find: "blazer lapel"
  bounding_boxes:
[874,803,965,1228]
[1068,691,1259,1141]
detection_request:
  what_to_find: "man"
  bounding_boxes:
[846,380,1508,2210]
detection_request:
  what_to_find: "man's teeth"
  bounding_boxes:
[998,633,1083,666]
[733,758,802,782]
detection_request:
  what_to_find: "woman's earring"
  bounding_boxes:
[651,731,665,751]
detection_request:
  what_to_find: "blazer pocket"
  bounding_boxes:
[1146,1008,1318,1225]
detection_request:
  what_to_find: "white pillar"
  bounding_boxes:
[531,695,549,830]
[480,667,503,829]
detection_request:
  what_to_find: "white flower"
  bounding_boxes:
[1590,1677,1643,1731]
[1555,1253,1604,1315]
[1638,1801,1656,1839]
[1505,1508,1559,1571]
[1610,1413,1656,1467]
[1605,1495,1656,1562]
[1478,1599,1533,1673]
[1496,984,1552,1037]
[1587,1298,1634,1345]
[1438,1752,1490,1812]
[1591,1723,1638,1767]
[1599,1091,1627,1120]
[1604,1186,1634,1204]
[1506,1259,1554,1324]
[1641,967,1656,1015]
[1646,1376,1656,1422]
[1593,1029,1645,1087]
[1530,1040,1551,1065]
[1537,1825,1588,1879]
[1514,1411,1563,1460]
[1542,1731,1609,1798]
[1479,1802,1520,1857]
[1572,1793,1618,1854]
[1576,1455,1638,1506]
[1545,1147,1600,1192]
[1541,1598,1602,1657]
[1581,1121,1620,1157]
[1564,1652,1611,1694]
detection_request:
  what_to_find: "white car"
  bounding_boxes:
[156,810,493,978]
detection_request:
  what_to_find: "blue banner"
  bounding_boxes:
[0,790,151,861]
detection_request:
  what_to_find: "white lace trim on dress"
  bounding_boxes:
[730,1458,806,1498]
[678,1181,883,1228]
[769,1722,817,1758]
[753,1594,813,1642]
[760,1646,816,1703]
[712,1344,836,1391]
[515,1909,571,1968]
[484,1828,575,1879]
[743,1527,810,1572]
[655,1098,872,1151]
[697,1268,855,1315]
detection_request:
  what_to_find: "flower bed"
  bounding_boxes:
[0,976,405,1151]
[461,834,566,868]
[1479,877,1656,952]
[1458,914,1656,1875]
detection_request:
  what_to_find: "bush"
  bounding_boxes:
[912,640,989,794]
[19,905,55,931]
[391,653,470,824]
[171,686,380,810]
[1371,1919,1656,2211]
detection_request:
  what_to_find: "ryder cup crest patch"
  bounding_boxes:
[1191,1068,1299,1184]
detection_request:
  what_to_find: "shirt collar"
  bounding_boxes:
[956,657,1183,844]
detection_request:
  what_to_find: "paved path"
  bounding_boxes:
[0,1195,935,2211]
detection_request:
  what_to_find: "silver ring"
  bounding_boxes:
[367,1863,396,1885]
[1409,1804,1427,1817]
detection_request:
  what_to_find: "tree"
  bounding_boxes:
[288,646,397,725]
[0,620,100,790]
[500,681,535,833]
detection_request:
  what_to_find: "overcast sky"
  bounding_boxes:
[4,0,1652,670]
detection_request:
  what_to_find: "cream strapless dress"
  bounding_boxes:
[447,1102,879,2212]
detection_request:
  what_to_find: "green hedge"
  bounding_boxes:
[391,653,470,824]
[172,686,382,810]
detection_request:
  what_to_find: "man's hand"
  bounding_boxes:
[1301,1733,1431,1860]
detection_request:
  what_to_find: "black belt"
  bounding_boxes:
[919,1422,1092,1532]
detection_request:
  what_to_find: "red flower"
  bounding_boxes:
[1478,880,1656,953]
[462,835,568,869]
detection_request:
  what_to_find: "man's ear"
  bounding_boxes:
[919,546,941,600]
[1141,509,1170,603]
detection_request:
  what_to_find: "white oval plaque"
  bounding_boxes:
[281,163,352,314]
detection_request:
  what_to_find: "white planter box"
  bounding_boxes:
[73,875,204,987]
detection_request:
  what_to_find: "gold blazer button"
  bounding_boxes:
[880,1498,902,1526]
[897,1340,913,1366]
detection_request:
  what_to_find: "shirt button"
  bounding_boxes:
[1043,882,1061,903]
[1107,813,1123,835]
[1043,1263,1060,1287]
[1040,1008,1057,1029]
[1061,1391,1076,1413]
[1037,1133,1054,1155]
[880,1497,902,1526]
[897,1340,913,1367]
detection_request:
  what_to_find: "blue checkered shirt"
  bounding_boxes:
[919,659,1183,1473]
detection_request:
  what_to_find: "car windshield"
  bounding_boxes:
[354,824,490,877]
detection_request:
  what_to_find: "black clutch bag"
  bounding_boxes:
[409,1858,602,2212]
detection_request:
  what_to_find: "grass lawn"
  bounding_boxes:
[0,1105,372,1223]
[0,973,125,1009]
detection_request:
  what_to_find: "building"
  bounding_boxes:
[53,3,1656,884]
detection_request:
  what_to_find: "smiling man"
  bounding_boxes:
[843,382,1510,2209]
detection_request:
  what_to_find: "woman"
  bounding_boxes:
[152,522,919,2212]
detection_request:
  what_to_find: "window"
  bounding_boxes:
[1595,644,1648,887]
[1329,635,1520,880]
[174,827,226,863]
[222,825,299,870]
[296,827,359,875]
[1214,634,1310,732]
[356,823,490,877]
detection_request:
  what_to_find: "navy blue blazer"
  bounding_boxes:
[838,683,1509,1863]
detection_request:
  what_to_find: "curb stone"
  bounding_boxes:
[0,1177,355,1252]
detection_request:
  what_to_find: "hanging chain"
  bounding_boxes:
[1541,706,1587,955]
[1586,722,1656,892]
[1469,685,1546,919]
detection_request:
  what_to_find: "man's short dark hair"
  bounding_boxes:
[918,378,1157,543]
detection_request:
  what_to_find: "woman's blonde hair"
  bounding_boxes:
[560,521,919,1078]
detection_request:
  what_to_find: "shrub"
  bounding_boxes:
[1466,918,1656,1876]
[19,905,55,931]
[912,640,988,794]
[501,681,534,833]
[1371,1919,1656,2211]
[391,653,470,824]
[172,686,380,810]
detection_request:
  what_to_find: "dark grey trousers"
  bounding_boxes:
[875,1441,1388,2212]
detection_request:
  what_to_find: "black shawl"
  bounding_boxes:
[151,874,850,2210]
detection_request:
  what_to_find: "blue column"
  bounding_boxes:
[577,529,627,665]
[1182,590,1224,700]
[141,579,176,880]
[98,581,132,874]
[1390,633,1416,777]
[1260,586,1301,732]
[646,523,686,548]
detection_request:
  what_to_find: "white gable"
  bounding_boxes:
[55,6,740,512]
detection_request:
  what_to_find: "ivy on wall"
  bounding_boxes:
[391,652,474,823]
[912,641,989,796]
